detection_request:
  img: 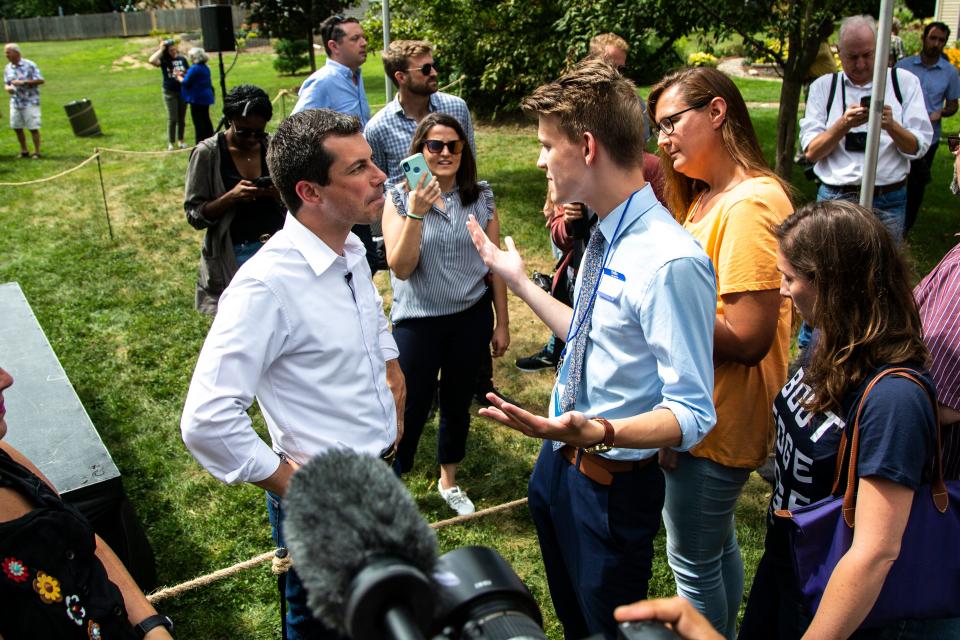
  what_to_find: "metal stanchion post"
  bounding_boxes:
[94,150,114,241]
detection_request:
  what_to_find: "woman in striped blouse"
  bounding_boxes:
[382,112,510,515]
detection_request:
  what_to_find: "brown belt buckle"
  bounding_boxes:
[259,233,272,243]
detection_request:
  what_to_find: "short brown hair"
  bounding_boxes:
[382,40,433,87]
[521,58,645,169]
[588,33,629,58]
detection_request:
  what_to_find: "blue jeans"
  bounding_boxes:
[234,241,264,267]
[816,183,906,243]
[662,452,751,640]
[266,492,345,640]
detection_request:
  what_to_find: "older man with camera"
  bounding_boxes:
[800,15,931,241]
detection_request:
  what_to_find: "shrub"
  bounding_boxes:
[273,38,309,75]
[901,28,922,57]
[687,52,718,67]
[945,47,960,74]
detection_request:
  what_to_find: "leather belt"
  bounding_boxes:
[823,179,906,195]
[559,444,654,486]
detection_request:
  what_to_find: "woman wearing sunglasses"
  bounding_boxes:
[382,112,509,515]
[184,84,285,315]
[647,67,794,638]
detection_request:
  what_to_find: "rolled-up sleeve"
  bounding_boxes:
[180,277,290,484]
[640,256,717,451]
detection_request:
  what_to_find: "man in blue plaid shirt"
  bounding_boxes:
[364,40,475,185]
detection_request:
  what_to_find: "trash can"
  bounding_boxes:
[64,99,102,137]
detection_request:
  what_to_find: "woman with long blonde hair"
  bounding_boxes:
[647,66,794,638]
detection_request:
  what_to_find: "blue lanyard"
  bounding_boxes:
[561,190,638,349]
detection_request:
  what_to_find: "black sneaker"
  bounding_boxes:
[515,348,558,372]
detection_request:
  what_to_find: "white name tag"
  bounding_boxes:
[597,268,626,302]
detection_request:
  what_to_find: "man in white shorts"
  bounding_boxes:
[4,43,44,158]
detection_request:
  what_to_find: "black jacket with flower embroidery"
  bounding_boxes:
[0,448,137,639]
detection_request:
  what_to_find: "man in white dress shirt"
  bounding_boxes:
[180,108,405,640]
[800,14,932,241]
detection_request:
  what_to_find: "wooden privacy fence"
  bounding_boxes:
[0,6,243,42]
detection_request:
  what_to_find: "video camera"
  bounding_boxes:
[283,450,679,640]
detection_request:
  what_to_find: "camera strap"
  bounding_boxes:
[828,69,903,125]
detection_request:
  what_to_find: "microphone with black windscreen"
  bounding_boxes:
[283,449,438,640]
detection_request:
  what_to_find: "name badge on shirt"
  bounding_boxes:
[598,268,626,302]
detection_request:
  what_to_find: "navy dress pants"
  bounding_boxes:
[527,441,664,640]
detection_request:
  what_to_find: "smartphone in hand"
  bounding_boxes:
[860,96,871,110]
[400,153,433,191]
[253,176,273,189]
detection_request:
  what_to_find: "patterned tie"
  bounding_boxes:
[558,227,606,415]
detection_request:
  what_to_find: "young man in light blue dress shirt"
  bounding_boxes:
[292,15,371,125]
[468,59,717,640]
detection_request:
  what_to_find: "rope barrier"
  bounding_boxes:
[146,495,528,605]
[0,152,100,186]
[0,145,195,188]
[272,88,297,105]
[98,145,195,156]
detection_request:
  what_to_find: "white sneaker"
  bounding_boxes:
[177,141,186,149]
[438,479,475,516]
[167,143,174,151]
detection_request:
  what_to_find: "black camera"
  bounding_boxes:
[531,271,553,293]
[341,545,679,640]
[284,451,681,640]
[844,131,867,152]
[253,176,273,189]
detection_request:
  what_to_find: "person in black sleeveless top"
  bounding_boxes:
[0,366,174,639]
[184,85,286,314]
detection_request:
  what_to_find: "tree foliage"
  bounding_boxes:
[648,0,875,177]
[0,0,111,18]
[365,0,682,119]
[249,0,357,71]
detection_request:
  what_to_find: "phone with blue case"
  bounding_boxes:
[400,153,433,191]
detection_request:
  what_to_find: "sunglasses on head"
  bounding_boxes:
[408,62,438,75]
[232,124,266,139]
[423,139,464,154]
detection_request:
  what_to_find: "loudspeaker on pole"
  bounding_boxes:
[200,4,236,53]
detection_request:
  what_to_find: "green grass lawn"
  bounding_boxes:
[0,38,957,639]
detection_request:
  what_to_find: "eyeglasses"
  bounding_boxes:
[423,139,464,154]
[407,62,438,75]
[231,124,266,139]
[655,99,711,135]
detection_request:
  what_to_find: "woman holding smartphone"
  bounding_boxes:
[382,113,509,515]
[148,38,189,150]
[183,84,285,314]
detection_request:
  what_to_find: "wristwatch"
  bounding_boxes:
[582,416,615,454]
[135,614,174,638]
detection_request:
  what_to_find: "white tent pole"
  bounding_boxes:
[861,0,895,210]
